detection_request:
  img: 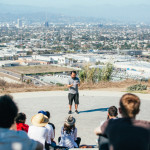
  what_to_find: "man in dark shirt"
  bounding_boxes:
[95,93,150,150]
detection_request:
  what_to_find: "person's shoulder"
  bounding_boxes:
[46,124,53,130]
[49,123,55,129]
[28,125,34,130]
[23,123,29,127]
[76,77,79,80]
[68,77,72,80]
[101,118,119,130]
[17,130,38,149]
[134,120,150,129]
[100,120,106,127]
[13,130,29,140]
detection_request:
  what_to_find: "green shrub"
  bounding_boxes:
[127,84,147,91]
[56,83,64,86]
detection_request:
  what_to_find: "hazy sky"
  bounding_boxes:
[1,0,150,7]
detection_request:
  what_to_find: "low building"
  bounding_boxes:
[120,50,142,56]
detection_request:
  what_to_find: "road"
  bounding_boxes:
[0,67,48,86]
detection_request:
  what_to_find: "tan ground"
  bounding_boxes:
[3,65,74,74]
[0,79,150,94]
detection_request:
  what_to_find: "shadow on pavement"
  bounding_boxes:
[79,108,109,114]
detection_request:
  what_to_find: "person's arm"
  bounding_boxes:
[94,126,102,135]
[51,128,55,141]
[35,142,43,150]
[67,79,73,88]
[46,128,51,144]
[67,84,73,88]
[74,128,77,141]
[94,120,109,136]
[49,126,54,142]
[78,79,80,86]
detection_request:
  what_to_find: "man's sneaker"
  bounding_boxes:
[68,110,72,114]
[75,110,79,114]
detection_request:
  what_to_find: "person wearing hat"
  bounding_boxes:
[28,113,50,150]
[38,110,55,146]
[58,115,81,148]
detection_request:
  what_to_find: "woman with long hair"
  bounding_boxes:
[59,115,81,148]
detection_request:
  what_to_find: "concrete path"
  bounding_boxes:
[10,90,150,145]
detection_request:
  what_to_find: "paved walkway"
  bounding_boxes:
[11,90,150,145]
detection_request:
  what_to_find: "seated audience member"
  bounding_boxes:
[95,93,150,150]
[59,115,81,148]
[106,106,118,120]
[45,111,56,146]
[45,111,55,136]
[16,112,29,133]
[0,94,43,150]
[38,110,55,146]
[28,113,50,150]
[94,106,118,150]
[95,106,118,135]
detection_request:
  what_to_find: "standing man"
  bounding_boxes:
[67,71,80,114]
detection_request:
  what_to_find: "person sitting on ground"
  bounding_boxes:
[38,110,55,147]
[28,113,50,150]
[94,106,118,150]
[45,111,55,136]
[95,106,118,134]
[106,106,118,120]
[59,115,81,148]
[95,93,150,150]
[16,112,29,133]
[0,94,43,150]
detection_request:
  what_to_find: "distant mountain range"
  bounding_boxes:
[0,3,150,23]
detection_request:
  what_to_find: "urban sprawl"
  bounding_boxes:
[0,19,150,85]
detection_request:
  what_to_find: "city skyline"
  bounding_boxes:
[0,0,150,23]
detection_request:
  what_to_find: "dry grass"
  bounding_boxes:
[0,79,66,94]
[79,79,150,93]
[3,65,74,74]
[0,79,150,94]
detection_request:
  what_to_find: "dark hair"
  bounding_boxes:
[16,113,26,123]
[63,123,75,134]
[108,106,118,117]
[0,95,18,128]
[45,111,50,119]
[70,71,76,75]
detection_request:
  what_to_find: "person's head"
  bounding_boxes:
[63,115,76,134]
[71,71,76,79]
[119,93,140,118]
[107,106,118,119]
[45,111,50,119]
[0,95,18,128]
[16,113,26,124]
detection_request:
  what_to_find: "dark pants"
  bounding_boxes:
[45,142,68,150]
[98,135,109,150]
[58,137,81,148]
[68,93,79,105]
